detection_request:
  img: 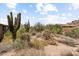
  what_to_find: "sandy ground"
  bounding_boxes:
[44,43,77,56]
[1,35,79,56]
[1,42,79,56]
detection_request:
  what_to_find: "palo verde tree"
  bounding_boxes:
[7,12,21,42]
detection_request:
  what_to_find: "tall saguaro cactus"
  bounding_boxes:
[7,12,21,42]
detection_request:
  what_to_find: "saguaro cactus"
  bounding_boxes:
[24,20,30,32]
[7,12,21,42]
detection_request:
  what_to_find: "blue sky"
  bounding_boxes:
[0,3,79,25]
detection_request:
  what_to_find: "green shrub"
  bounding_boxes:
[46,24,62,34]
[65,28,79,38]
[52,24,62,34]
[13,39,29,49]
[4,30,11,36]
[17,27,26,38]
[45,24,53,30]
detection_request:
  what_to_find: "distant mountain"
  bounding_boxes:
[67,20,79,26]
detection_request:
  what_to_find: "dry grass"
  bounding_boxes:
[3,35,12,44]
[31,39,48,49]
[13,39,30,49]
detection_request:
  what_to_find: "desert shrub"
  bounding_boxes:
[34,22,44,32]
[14,33,31,49]
[13,39,29,49]
[31,39,48,49]
[4,30,11,36]
[46,24,62,34]
[20,33,30,42]
[65,28,79,38]
[52,24,62,34]
[17,27,26,38]
[45,24,53,30]
[4,30,12,44]
[3,35,12,44]
[19,28,26,34]
[42,29,57,45]
[31,31,36,36]
[42,29,52,40]
[46,39,57,45]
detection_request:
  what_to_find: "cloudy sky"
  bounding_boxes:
[0,3,79,25]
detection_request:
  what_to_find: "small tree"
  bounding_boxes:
[34,22,44,32]
[7,12,21,43]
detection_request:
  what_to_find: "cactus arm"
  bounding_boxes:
[10,12,13,26]
[14,13,21,31]
[10,12,14,30]
[7,15,14,32]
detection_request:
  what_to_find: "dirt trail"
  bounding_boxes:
[44,35,79,56]
[44,43,76,56]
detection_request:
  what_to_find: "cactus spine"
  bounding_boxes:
[7,12,21,42]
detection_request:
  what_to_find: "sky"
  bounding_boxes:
[0,3,79,25]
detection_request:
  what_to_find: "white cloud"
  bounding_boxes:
[29,5,33,7]
[36,3,58,15]
[32,16,35,19]
[6,3,17,13]
[12,9,17,13]
[46,15,67,24]
[67,13,72,17]
[61,13,66,17]
[6,3,17,9]
[61,12,72,17]
[0,18,8,25]
[39,11,47,15]
[68,7,72,11]
[36,3,44,12]
[37,14,70,25]
[71,3,79,10]
[23,10,27,13]
[44,4,58,12]
[26,16,29,19]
